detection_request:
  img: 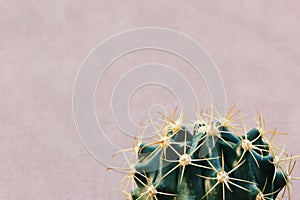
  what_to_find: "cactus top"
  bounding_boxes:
[110,106,299,200]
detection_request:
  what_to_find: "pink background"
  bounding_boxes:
[1,1,300,199]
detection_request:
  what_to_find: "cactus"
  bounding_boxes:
[110,106,299,200]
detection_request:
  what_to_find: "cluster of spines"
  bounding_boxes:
[108,106,299,200]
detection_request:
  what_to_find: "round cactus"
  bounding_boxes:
[110,106,299,200]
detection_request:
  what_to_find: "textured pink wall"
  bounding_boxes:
[1,1,300,199]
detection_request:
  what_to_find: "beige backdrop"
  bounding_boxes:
[1,1,300,199]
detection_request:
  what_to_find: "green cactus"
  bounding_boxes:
[111,106,299,200]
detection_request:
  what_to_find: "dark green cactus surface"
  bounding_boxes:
[114,107,298,200]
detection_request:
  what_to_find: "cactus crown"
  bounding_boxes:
[110,106,299,200]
